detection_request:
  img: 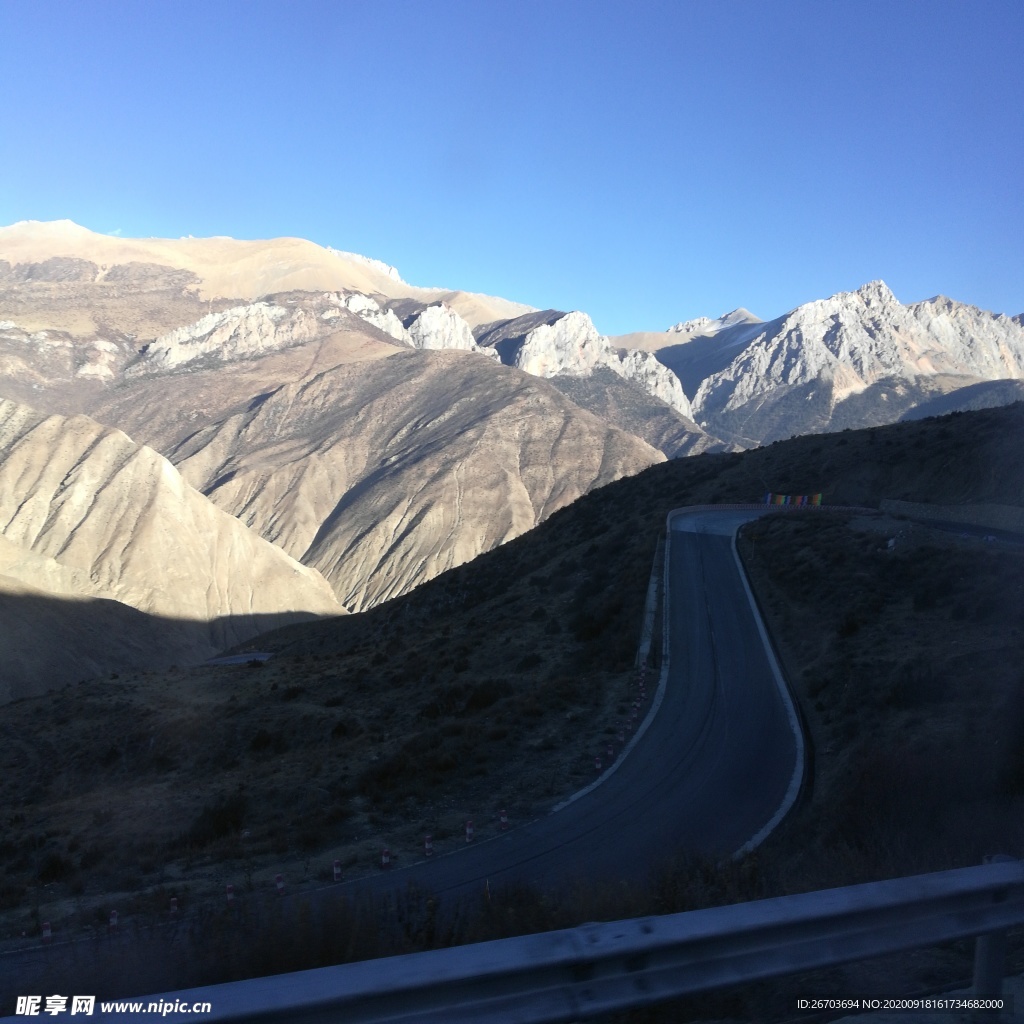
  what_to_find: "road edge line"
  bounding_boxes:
[728,524,805,858]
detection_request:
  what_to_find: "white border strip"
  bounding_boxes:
[728,523,805,858]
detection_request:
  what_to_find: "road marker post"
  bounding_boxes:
[500,810,508,831]
[333,860,342,882]
[424,834,433,856]
[381,848,391,868]
[42,922,51,943]
[465,820,474,843]
[275,873,284,896]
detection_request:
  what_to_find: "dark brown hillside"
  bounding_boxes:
[1,403,1022,1009]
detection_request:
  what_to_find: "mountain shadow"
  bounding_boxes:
[0,586,339,702]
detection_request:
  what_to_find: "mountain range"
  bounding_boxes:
[1,219,1022,697]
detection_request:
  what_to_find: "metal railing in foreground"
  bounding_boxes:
[59,858,1024,1023]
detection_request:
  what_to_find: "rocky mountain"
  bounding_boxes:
[0,222,668,656]
[474,309,692,417]
[0,396,344,697]
[93,336,662,611]
[666,307,764,339]
[0,221,709,435]
[623,282,1024,447]
[3,219,1022,696]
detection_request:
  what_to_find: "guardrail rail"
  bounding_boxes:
[20,858,1020,1024]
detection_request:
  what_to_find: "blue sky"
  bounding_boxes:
[1,0,1021,335]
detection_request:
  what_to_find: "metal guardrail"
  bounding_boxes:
[47,859,1024,1023]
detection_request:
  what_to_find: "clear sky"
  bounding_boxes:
[1,0,1021,335]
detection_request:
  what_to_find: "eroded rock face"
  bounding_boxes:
[127,302,322,374]
[613,348,691,416]
[906,295,1024,379]
[406,303,499,359]
[0,397,342,635]
[324,292,411,343]
[154,348,663,611]
[477,310,693,417]
[687,282,1024,444]
[494,310,607,377]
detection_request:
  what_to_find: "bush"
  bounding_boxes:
[464,678,512,711]
[184,793,247,848]
[37,851,73,883]
[331,717,364,740]
[514,653,543,673]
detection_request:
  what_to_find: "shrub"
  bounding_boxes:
[464,678,512,711]
[331,717,364,740]
[514,653,543,673]
[37,851,73,883]
[184,793,247,848]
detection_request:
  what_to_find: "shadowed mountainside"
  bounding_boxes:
[0,396,343,698]
[0,590,325,703]
[0,402,1021,1007]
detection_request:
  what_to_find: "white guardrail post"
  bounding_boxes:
[19,859,1020,1024]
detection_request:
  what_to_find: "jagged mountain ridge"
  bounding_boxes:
[474,309,693,416]
[683,281,1024,444]
[0,221,713,449]
[4,223,1021,452]
[0,267,665,625]
[93,340,664,611]
[613,282,1024,447]
[2,221,1022,697]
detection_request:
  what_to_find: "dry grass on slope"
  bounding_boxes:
[0,403,1022,1009]
[739,512,1024,887]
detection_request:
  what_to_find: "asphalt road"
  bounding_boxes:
[337,506,803,902]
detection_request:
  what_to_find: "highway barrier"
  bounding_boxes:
[57,858,1024,1023]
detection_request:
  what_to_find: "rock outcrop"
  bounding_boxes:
[323,292,410,343]
[127,301,322,374]
[477,310,694,418]
[406,302,497,357]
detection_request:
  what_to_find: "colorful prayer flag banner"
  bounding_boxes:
[764,492,824,506]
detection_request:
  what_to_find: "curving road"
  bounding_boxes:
[339,506,803,902]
